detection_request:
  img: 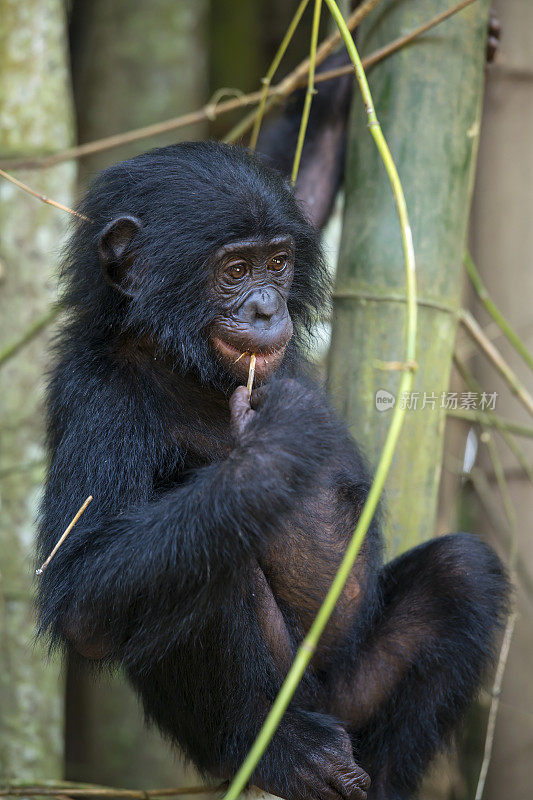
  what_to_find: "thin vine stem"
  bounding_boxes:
[453,355,533,483]
[446,407,533,440]
[465,251,533,371]
[249,0,310,151]
[291,0,323,185]
[0,304,62,368]
[222,2,418,798]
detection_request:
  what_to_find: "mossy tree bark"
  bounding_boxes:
[0,0,76,781]
[64,1,208,789]
[327,0,491,555]
[69,0,209,178]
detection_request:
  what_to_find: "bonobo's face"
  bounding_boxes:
[209,235,294,381]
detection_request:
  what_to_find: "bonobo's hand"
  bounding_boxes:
[255,716,371,800]
[230,378,335,446]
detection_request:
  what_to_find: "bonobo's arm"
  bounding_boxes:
[37,373,341,664]
[38,371,371,800]
[256,50,352,229]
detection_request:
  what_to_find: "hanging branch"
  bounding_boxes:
[222,1,418,797]
[465,251,533,371]
[459,309,533,417]
[0,1,478,225]
[0,0,474,172]
[226,0,474,144]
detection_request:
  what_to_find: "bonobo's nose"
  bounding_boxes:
[238,288,284,329]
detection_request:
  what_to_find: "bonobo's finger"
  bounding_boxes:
[250,385,269,410]
[229,386,255,439]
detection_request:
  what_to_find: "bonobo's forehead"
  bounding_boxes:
[213,235,294,262]
[89,141,305,238]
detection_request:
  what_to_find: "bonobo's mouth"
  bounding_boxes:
[210,334,290,381]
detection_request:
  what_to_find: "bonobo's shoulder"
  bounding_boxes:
[279,372,377,476]
[46,325,171,442]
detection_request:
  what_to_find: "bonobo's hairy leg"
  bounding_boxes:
[326,534,510,800]
[128,559,370,800]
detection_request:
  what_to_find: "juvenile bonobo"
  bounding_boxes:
[36,141,509,800]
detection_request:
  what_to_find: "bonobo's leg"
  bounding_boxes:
[127,559,371,800]
[256,50,352,229]
[325,534,509,800]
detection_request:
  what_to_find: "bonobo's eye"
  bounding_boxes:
[225,261,248,280]
[268,253,288,272]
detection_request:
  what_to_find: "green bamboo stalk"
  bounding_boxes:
[328,0,493,554]
[248,0,310,151]
[464,251,533,371]
[291,0,323,185]
[222,3,417,798]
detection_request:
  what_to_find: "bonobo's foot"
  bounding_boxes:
[255,721,370,800]
[486,8,501,64]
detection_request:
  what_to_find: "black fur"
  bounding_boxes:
[36,140,509,800]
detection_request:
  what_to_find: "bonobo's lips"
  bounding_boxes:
[210,334,290,380]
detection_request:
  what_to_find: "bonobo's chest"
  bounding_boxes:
[166,385,234,472]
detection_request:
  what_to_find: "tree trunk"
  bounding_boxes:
[327,0,491,555]
[0,0,75,781]
[70,0,209,177]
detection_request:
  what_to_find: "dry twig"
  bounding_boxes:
[459,309,533,418]
[474,613,517,800]
[0,168,88,221]
[0,0,473,172]
[0,785,221,799]
[247,354,256,399]
[35,496,93,575]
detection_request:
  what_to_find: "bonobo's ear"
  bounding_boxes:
[98,215,143,297]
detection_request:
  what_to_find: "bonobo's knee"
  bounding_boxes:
[383,533,510,629]
[417,534,511,646]
[431,533,508,604]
